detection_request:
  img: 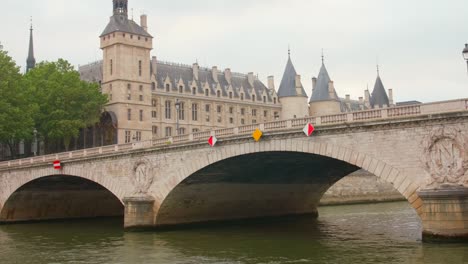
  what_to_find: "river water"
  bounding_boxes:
[0,202,467,264]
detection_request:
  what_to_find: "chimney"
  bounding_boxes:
[248,72,255,86]
[224,68,232,84]
[359,97,364,104]
[151,56,157,76]
[388,88,394,106]
[328,81,336,99]
[212,66,218,83]
[193,63,199,81]
[345,94,351,101]
[312,77,317,91]
[140,15,148,32]
[267,76,275,90]
[365,90,371,108]
[295,75,302,95]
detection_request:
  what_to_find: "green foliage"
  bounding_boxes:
[0,50,35,156]
[24,59,108,151]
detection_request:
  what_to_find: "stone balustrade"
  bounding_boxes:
[1,98,467,170]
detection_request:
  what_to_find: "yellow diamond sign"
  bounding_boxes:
[252,129,263,142]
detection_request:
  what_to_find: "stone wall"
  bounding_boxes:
[321,170,404,205]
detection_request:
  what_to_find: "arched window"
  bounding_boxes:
[179,85,183,93]
[166,84,170,92]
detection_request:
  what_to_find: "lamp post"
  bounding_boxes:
[175,99,181,135]
[33,129,37,156]
[463,44,468,73]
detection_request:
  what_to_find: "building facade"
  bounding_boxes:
[79,0,397,145]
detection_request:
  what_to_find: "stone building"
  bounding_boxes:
[78,0,397,145]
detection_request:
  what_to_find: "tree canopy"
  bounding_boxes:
[24,59,108,151]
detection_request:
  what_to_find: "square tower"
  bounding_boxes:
[100,0,153,144]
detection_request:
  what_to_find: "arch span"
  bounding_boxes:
[0,175,124,223]
[154,139,422,227]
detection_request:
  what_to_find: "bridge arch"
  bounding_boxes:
[154,138,422,226]
[0,166,128,223]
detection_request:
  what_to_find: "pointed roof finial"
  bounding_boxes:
[376,56,380,76]
[321,49,325,64]
[30,16,33,30]
[288,45,291,58]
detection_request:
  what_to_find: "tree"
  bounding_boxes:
[0,50,35,158]
[25,59,107,152]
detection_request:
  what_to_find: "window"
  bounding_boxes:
[138,60,142,76]
[263,96,266,103]
[165,101,172,119]
[217,105,222,113]
[136,131,142,141]
[193,128,199,133]
[206,114,210,122]
[109,84,112,91]
[229,107,234,114]
[217,90,221,97]
[166,84,170,92]
[241,93,244,100]
[152,126,158,135]
[274,112,279,119]
[138,36,141,40]
[110,59,113,75]
[152,111,157,118]
[139,95,143,101]
[165,127,172,137]
[178,102,185,120]
[192,87,197,95]
[139,110,143,121]
[205,89,209,96]
[152,82,156,91]
[205,104,210,112]
[253,120,257,124]
[127,84,131,100]
[229,92,233,99]
[252,109,257,116]
[131,35,133,39]
[217,116,222,123]
[127,109,131,120]
[274,98,277,104]
[127,93,131,100]
[230,117,234,124]
[252,95,256,102]
[125,131,131,143]
[241,118,245,125]
[264,110,268,117]
[152,99,157,107]
[179,86,183,93]
[139,85,143,91]
[241,108,245,115]
[179,128,186,135]
[192,103,198,121]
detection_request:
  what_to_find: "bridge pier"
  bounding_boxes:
[123,196,156,231]
[418,187,468,242]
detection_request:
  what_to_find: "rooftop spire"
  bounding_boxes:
[26,17,36,73]
[321,49,324,64]
[288,45,291,58]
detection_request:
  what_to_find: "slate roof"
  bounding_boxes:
[277,56,307,98]
[370,75,390,108]
[310,62,339,102]
[100,15,152,37]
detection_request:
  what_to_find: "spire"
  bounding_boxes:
[370,69,390,108]
[26,17,36,73]
[310,56,339,102]
[277,53,307,98]
[113,0,128,17]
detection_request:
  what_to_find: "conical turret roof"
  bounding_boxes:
[370,75,390,108]
[310,62,338,102]
[277,55,307,98]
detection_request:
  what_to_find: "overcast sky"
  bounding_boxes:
[2,0,468,103]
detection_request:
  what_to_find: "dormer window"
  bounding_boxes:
[263,96,266,103]
[274,97,277,104]
[229,92,233,99]
[205,89,209,96]
[241,94,244,101]
[179,86,183,93]
[217,90,221,98]
[252,95,256,102]
[192,87,196,95]
[166,84,170,92]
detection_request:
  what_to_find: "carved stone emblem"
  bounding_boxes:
[131,158,154,195]
[422,126,468,187]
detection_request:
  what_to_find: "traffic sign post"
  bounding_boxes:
[252,129,263,142]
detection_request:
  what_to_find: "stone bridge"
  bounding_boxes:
[1,99,468,241]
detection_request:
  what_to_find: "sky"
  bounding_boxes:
[1,0,468,103]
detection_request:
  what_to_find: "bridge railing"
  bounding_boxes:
[1,98,467,169]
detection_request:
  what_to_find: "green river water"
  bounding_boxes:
[0,202,467,264]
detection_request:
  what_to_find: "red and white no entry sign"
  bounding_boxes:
[53,160,61,170]
[303,123,315,137]
[208,136,218,147]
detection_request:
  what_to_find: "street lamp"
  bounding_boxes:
[463,44,468,73]
[175,99,181,135]
[33,129,37,156]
